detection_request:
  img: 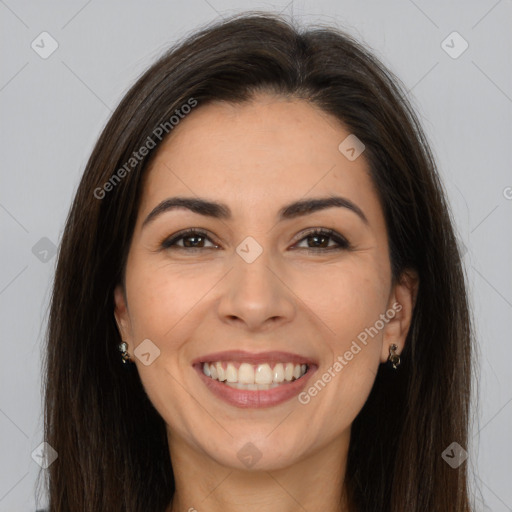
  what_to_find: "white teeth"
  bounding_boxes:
[224,382,280,390]
[225,362,237,382]
[216,362,226,382]
[273,363,285,383]
[255,363,273,384]
[284,363,294,381]
[238,363,255,384]
[202,361,308,386]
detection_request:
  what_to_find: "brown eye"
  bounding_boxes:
[161,229,218,250]
[293,228,351,252]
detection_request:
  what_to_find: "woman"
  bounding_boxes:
[39,12,474,512]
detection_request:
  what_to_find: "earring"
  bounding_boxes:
[388,343,401,369]
[118,341,132,363]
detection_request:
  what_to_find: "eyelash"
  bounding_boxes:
[160,228,352,254]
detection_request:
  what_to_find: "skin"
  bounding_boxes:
[114,93,418,512]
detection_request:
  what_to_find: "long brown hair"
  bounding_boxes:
[38,12,475,511]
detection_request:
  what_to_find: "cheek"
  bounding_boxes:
[291,260,390,346]
[123,264,206,429]
[126,260,217,340]
[291,262,388,416]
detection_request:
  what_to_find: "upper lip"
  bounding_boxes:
[192,350,317,366]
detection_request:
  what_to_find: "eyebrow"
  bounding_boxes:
[142,195,369,228]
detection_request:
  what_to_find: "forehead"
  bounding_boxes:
[138,94,381,225]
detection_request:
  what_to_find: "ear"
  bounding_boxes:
[114,284,134,349]
[380,269,419,363]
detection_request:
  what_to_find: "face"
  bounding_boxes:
[114,93,417,472]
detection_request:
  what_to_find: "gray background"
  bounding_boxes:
[1,0,511,510]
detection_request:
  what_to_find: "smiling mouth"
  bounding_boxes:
[201,361,309,390]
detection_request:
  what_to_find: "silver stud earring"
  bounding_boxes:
[118,341,132,363]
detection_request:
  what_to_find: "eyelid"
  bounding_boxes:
[291,227,351,251]
[160,227,351,251]
[160,228,217,249]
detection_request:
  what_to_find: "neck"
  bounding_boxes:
[166,428,352,512]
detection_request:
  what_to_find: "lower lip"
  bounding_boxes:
[193,364,317,408]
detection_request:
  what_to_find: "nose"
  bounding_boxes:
[216,247,296,332]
